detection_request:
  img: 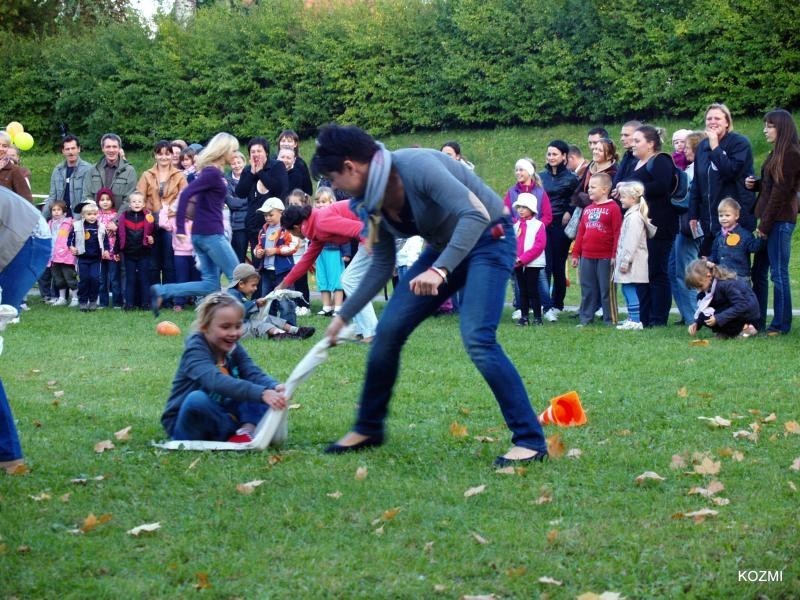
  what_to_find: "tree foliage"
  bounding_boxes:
[0,0,797,150]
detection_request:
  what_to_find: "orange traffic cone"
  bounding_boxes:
[539,391,587,426]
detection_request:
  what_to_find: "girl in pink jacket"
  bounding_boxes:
[512,193,547,326]
[47,200,78,307]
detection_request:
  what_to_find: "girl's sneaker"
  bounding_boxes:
[69,296,79,308]
[52,297,68,306]
[617,320,643,331]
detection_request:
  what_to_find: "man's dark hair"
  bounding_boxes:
[61,134,80,149]
[588,126,610,139]
[247,136,270,155]
[311,124,379,179]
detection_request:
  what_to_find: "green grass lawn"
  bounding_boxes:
[1,297,798,598]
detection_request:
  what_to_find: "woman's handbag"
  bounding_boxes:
[564,207,582,239]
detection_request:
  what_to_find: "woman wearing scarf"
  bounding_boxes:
[315,125,548,467]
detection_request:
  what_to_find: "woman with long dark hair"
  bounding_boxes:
[748,109,800,334]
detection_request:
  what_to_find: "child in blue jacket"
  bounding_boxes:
[161,292,287,443]
[708,198,762,280]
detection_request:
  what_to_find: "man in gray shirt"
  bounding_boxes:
[84,133,137,211]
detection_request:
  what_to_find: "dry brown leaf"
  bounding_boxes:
[470,531,489,545]
[547,433,565,458]
[567,448,582,459]
[187,457,201,471]
[494,466,516,475]
[731,451,744,462]
[17,545,31,554]
[449,421,468,438]
[712,497,730,506]
[433,583,446,592]
[29,492,51,502]
[288,403,301,410]
[750,421,761,433]
[732,430,758,442]
[424,541,434,553]
[461,596,498,600]
[785,421,800,435]
[577,593,624,600]
[194,572,212,590]
[788,481,797,492]
[473,436,496,443]
[762,413,777,423]
[127,522,161,536]
[546,529,559,544]
[464,484,487,498]
[683,508,719,523]
[53,390,64,397]
[688,480,724,498]
[538,576,563,586]
[536,489,553,505]
[32,368,41,373]
[382,507,401,521]
[505,566,527,578]
[33,420,42,428]
[790,457,800,471]
[80,512,112,533]
[121,367,131,372]
[355,466,368,480]
[268,455,282,466]
[94,439,115,453]
[677,386,688,398]
[698,416,731,428]
[635,471,666,485]
[690,339,710,346]
[235,480,265,495]
[670,454,687,470]
[114,426,132,441]
[694,457,721,475]
[459,407,471,416]
[326,490,342,499]
[60,493,71,503]
[373,525,385,535]
[615,429,632,436]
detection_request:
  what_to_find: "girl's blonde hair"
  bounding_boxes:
[193,292,244,332]
[81,202,99,216]
[684,259,736,289]
[313,186,336,207]
[617,181,650,221]
[717,197,740,215]
[196,132,239,171]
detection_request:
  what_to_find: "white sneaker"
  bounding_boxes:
[595,308,603,317]
[69,296,79,308]
[19,302,29,311]
[295,307,310,317]
[543,308,558,322]
[511,309,522,320]
[52,297,68,306]
[0,305,18,332]
[616,320,643,331]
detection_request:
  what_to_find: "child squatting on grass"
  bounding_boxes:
[684,259,760,339]
[226,263,315,341]
[160,292,287,444]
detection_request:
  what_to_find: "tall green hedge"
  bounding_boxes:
[1,0,798,150]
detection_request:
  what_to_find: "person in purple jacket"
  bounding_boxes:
[151,133,240,316]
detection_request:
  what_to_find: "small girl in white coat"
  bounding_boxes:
[614,182,656,330]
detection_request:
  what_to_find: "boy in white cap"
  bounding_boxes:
[512,192,547,325]
[226,263,314,340]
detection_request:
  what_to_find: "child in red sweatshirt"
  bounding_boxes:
[571,172,622,326]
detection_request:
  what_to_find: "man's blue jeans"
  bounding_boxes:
[156,234,238,301]
[170,390,268,441]
[0,236,52,310]
[352,221,547,453]
[0,378,22,462]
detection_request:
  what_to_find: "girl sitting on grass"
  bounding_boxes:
[684,259,759,339]
[160,292,287,444]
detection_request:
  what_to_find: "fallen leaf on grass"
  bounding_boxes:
[94,440,115,453]
[677,386,688,398]
[71,475,105,485]
[80,512,112,533]
[788,481,797,492]
[494,466,516,475]
[567,448,582,459]
[373,525,384,535]
[673,508,719,523]
[53,390,64,397]
[732,430,758,442]
[471,531,489,545]
[690,339,710,346]
[785,421,800,435]
[535,489,553,505]
[538,576,563,586]
[121,367,131,372]
[546,529,559,544]
[127,522,161,536]
[577,593,624,600]
[326,491,342,499]
[712,497,730,506]
[31,369,41,373]
[473,436,496,443]
[449,421,468,438]
[32,420,42,428]
[8,463,29,475]
[29,492,51,502]
[698,416,731,428]
[287,403,301,410]
[790,457,800,471]
[546,434,565,458]
[670,454,687,470]
[194,572,212,590]
[60,493,71,503]
[461,595,497,600]
[17,545,31,554]
[424,541,434,553]
[355,466,368,480]
[235,480,265,495]
[635,471,666,485]
[694,458,721,476]
[433,583,446,592]
[187,457,201,471]
[505,566,527,578]
[268,455,282,466]
[464,484,486,498]
[688,480,724,498]
[114,426,132,441]
[762,413,777,423]
[382,507,401,521]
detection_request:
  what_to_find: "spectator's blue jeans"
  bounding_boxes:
[669,233,700,323]
[0,236,52,310]
[0,378,22,462]
[352,221,547,453]
[170,390,268,441]
[763,222,795,333]
[99,259,122,307]
[155,234,238,301]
